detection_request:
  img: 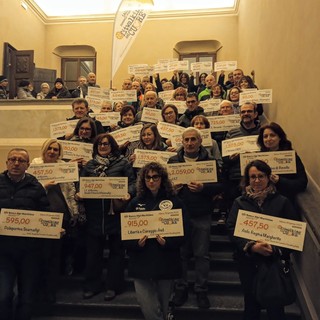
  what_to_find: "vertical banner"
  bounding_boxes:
[111,0,154,80]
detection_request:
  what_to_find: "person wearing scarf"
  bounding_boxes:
[227,160,300,320]
[80,133,136,301]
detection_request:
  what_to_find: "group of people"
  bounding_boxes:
[0,67,308,320]
[0,72,99,100]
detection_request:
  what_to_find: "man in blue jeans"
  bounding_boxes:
[168,128,223,309]
[0,148,50,320]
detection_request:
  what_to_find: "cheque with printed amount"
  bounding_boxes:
[121,209,184,240]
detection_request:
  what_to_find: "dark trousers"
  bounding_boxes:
[0,248,40,320]
[84,233,125,293]
[237,254,286,320]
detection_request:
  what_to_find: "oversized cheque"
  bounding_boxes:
[240,151,296,175]
[79,177,128,199]
[234,209,306,251]
[28,162,79,183]
[0,208,63,239]
[121,209,184,240]
[222,136,259,157]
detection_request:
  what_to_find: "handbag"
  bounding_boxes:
[253,255,296,308]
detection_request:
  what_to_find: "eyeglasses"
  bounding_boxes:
[98,142,110,147]
[186,100,197,104]
[7,157,28,164]
[175,94,185,97]
[164,111,174,116]
[79,127,92,131]
[249,174,267,181]
[48,147,59,152]
[145,175,161,182]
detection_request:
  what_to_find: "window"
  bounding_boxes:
[180,53,217,85]
[61,58,96,90]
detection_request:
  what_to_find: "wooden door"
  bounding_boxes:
[10,50,34,98]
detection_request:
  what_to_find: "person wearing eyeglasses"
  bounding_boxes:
[168,127,224,309]
[0,148,50,320]
[179,92,204,128]
[227,160,299,320]
[80,133,136,301]
[223,102,261,208]
[124,162,188,320]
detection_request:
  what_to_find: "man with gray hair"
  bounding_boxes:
[168,127,223,309]
[0,148,50,320]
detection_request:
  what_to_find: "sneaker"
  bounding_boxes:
[196,292,210,309]
[104,289,116,301]
[173,287,188,306]
[217,213,226,225]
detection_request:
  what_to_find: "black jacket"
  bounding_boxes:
[168,146,224,218]
[227,191,299,255]
[124,189,188,279]
[81,155,136,235]
[0,172,50,252]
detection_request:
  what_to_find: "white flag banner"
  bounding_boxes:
[111,0,154,80]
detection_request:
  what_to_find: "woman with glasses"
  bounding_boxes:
[172,87,187,101]
[124,162,188,320]
[68,117,97,144]
[80,133,136,301]
[227,160,299,320]
[257,122,308,205]
[227,86,242,114]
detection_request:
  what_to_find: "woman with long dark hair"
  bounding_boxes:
[257,122,308,204]
[124,162,188,320]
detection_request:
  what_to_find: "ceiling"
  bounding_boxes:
[24,0,239,24]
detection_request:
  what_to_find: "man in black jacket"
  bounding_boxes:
[168,128,223,309]
[0,148,50,320]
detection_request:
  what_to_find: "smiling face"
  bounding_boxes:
[73,102,89,118]
[122,110,135,126]
[248,166,269,192]
[141,128,155,148]
[229,88,240,102]
[98,137,112,157]
[100,102,113,112]
[78,121,92,139]
[162,107,176,124]
[44,142,60,163]
[240,104,257,128]
[263,128,281,151]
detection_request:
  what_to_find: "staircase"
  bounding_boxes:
[33,210,302,320]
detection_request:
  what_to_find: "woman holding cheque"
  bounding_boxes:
[227,160,299,320]
[124,162,188,320]
[31,138,81,301]
[80,133,136,301]
[257,122,308,205]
